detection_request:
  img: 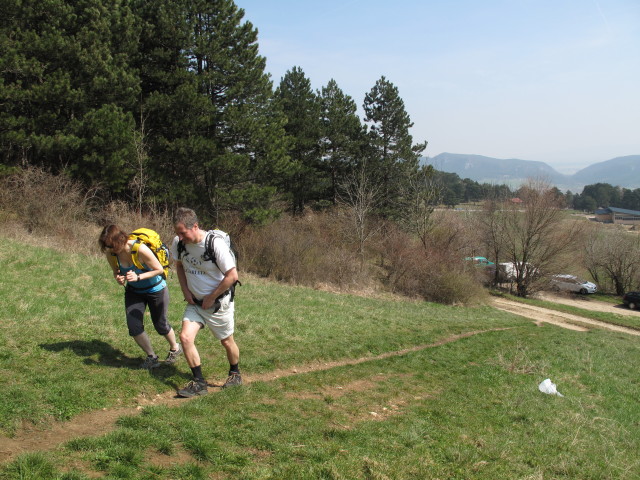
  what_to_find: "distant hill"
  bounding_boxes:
[571,155,640,188]
[423,153,640,190]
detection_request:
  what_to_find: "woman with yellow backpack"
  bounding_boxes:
[98,225,183,369]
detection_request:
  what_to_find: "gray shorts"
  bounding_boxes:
[183,293,235,340]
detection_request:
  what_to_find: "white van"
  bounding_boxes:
[495,262,537,282]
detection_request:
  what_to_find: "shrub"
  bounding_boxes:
[239,212,368,289]
[0,167,101,252]
[0,168,488,305]
[380,213,487,305]
[0,167,174,255]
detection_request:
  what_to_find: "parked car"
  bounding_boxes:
[464,256,494,267]
[622,291,640,309]
[550,274,597,294]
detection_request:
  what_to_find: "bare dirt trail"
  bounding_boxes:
[492,297,640,336]
[0,328,509,464]
[536,292,640,317]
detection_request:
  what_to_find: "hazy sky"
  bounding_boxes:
[235,0,639,174]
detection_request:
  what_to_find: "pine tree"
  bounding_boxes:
[276,66,323,214]
[133,0,290,221]
[319,79,366,204]
[363,76,426,218]
[0,0,140,192]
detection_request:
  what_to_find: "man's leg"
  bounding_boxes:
[180,319,203,369]
[177,319,208,397]
[220,334,239,366]
[221,335,242,387]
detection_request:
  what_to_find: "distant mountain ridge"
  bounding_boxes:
[423,153,640,190]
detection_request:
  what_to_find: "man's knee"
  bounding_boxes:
[180,330,196,345]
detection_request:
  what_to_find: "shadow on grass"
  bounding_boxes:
[40,339,141,368]
[39,340,191,387]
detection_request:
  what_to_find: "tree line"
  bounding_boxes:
[1,0,436,224]
[437,173,640,212]
[2,0,635,230]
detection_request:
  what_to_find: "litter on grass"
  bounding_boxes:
[538,378,564,397]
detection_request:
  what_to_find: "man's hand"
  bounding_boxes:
[184,290,196,305]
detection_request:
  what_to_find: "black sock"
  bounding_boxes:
[191,365,204,382]
[229,363,240,375]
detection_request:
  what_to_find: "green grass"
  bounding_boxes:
[1,236,639,479]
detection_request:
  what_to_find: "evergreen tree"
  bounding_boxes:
[621,188,640,210]
[133,0,290,221]
[1,0,140,192]
[564,190,575,209]
[319,79,365,204]
[275,66,323,214]
[462,178,483,203]
[363,76,426,218]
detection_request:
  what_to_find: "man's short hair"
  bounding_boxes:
[173,207,199,229]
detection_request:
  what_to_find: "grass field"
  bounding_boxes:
[1,236,639,479]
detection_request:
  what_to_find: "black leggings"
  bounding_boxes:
[124,287,171,337]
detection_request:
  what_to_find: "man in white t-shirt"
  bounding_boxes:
[171,207,241,397]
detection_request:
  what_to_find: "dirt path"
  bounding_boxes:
[492,297,640,336]
[536,292,640,317]
[0,328,509,464]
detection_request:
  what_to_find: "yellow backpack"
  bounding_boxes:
[108,228,170,279]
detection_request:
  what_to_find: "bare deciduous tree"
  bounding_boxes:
[477,195,510,285]
[130,111,150,214]
[401,165,443,251]
[338,162,381,266]
[484,178,583,297]
[584,225,640,295]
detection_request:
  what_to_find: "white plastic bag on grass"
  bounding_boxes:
[538,378,564,397]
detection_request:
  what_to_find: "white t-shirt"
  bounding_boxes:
[170,231,236,300]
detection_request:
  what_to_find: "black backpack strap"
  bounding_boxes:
[177,239,186,260]
[110,252,122,274]
[202,231,219,270]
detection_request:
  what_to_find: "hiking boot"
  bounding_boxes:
[140,355,160,369]
[222,372,242,388]
[164,343,183,365]
[177,379,208,398]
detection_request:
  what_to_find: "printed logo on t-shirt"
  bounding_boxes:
[182,253,207,276]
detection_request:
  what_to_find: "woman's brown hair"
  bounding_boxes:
[98,225,128,253]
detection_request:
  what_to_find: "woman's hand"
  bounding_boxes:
[114,271,126,286]
[125,271,140,283]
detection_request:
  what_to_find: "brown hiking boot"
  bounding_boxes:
[222,372,242,388]
[177,379,208,398]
